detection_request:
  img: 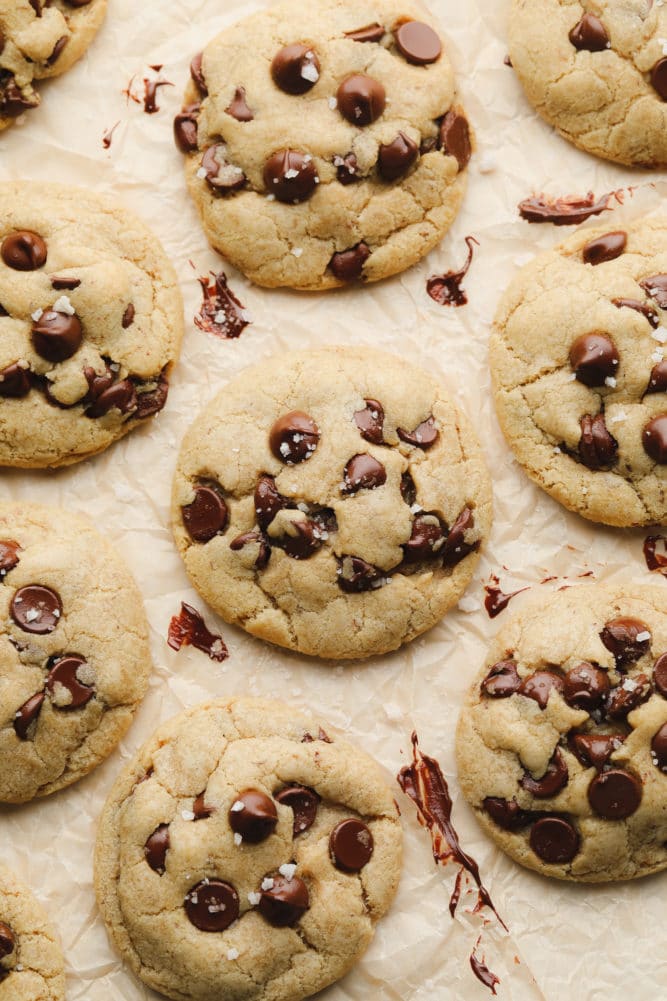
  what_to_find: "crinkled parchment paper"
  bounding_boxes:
[1,1,666,998]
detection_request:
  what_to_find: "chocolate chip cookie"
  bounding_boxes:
[491,216,667,527]
[171,346,492,660]
[456,582,667,882]
[0,502,152,803]
[0,181,183,468]
[508,0,667,167]
[95,697,402,1001]
[0,866,65,999]
[174,0,472,289]
[0,0,107,132]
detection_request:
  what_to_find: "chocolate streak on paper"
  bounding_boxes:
[644,534,667,574]
[143,74,174,114]
[484,574,529,618]
[102,121,120,149]
[518,191,614,225]
[471,938,500,995]
[167,602,229,662]
[195,271,251,339]
[426,236,479,307]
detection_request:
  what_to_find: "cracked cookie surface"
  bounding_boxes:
[0,182,184,468]
[175,0,471,290]
[0,502,152,803]
[0,866,64,1000]
[0,0,107,132]
[171,346,492,660]
[456,582,667,882]
[94,697,402,1001]
[491,216,667,527]
[508,0,667,167]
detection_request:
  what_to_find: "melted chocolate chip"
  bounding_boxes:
[278,517,326,560]
[639,274,667,308]
[521,750,568,799]
[48,35,69,65]
[190,52,207,96]
[50,275,81,292]
[0,924,15,959]
[195,271,250,340]
[32,310,83,363]
[84,378,136,418]
[174,104,200,153]
[0,540,21,577]
[354,399,384,444]
[345,23,385,43]
[578,413,618,469]
[569,14,610,52]
[229,789,278,843]
[258,874,309,927]
[270,411,319,463]
[330,242,370,282]
[193,792,214,820]
[337,74,386,127]
[612,298,659,329]
[442,507,477,566]
[519,191,612,226]
[46,655,94,709]
[185,880,239,932]
[529,816,580,864]
[329,818,374,871]
[271,44,320,95]
[397,416,438,449]
[254,476,287,530]
[518,670,564,710]
[144,824,170,874]
[394,20,442,64]
[569,333,619,387]
[263,149,318,202]
[342,453,386,493]
[167,602,228,663]
[334,152,360,185]
[643,414,667,463]
[400,471,417,506]
[0,74,39,118]
[438,110,472,171]
[275,785,320,835]
[651,57,667,100]
[647,360,667,394]
[135,371,169,419]
[122,304,135,329]
[201,145,246,194]
[1,230,47,270]
[230,531,271,570]
[605,673,651,719]
[568,732,624,770]
[402,514,445,562]
[654,652,667,696]
[226,87,253,122]
[182,483,228,543]
[11,585,61,634]
[482,796,534,830]
[562,662,610,710]
[13,691,45,740]
[481,660,521,698]
[378,132,419,180]
[601,618,650,667]
[588,768,642,819]
[651,723,667,771]
[0,363,31,398]
[336,555,384,593]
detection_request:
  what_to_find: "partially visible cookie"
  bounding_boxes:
[0,502,152,803]
[0,866,65,1000]
[0,0,107,132]
[171,346,492,660]
[456,582,667,882]
[174,0,472,289]
[0,182,184,468]
[508,0,667,167]
[95,697,402,1001]
[491,216,667,527]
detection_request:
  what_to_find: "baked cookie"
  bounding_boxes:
[0,0,107,132]
[95,698,402,1001]
[0,501,152,803]
[456,582,667,882]
[0,182,184,468]
[171,347,492,660]
[0,866,65,1000]
[174,0,472,290]
[508,0,667,167]
[491,216,667,527]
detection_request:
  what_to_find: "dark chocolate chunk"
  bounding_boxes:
[0,363,31,398]
[144,824,170,874]
[651,722,667,771]
[263,149,318,202]
[193,792,214,820]
[639,274,667,308]
[482,796,534,830]
[569,333,619,387]
[643,414,667,463]
[84,379,136,418]
[230,531,271,570]
[0,74,39,118]
[167,602,228,663]
[182,483,228,543]
[397,416,438,449]
[647,360,667,394]
[271,44,320,95]
[190,52,207,96]
[46,655,94,709]
[402,513,444,562]
[11,585,62,634]
[254,475,286,530]
[345,23,385,43]
[588,768,642,819]
[530,816,580,864]
[329,818,374,871]
[394,20,442,64]
[520,750,568,799]
[400,471,417,506]
[441,506,476,566]
[334,152,360,185]
[258,874,309,927]
[605,673,651,719]
[651,57,667,100]
[174,104,200,153]
[278,517,326,560]
[601,617,651,668]
[562,662,610,710]
[438,110,471,170]
[336,555,384,593]
[269,411,319,463]
[378,131,419,180]
[330,242,370,282]
[0,540,21,577]
[135,371,169,419]
[1,230,47,270]
[275,785,320,835]
[354,399,384,444]
[568,732,624,770]
[654,652,667,696]
[50,275,81,291]
[342,453,386,493]
[481,660,520,698]
[13,691,45,740]
[201,145,246,194]
[31,310,82,363]
[578,413,618,469]
[229,789,278,843]
[518,670,564,710]
[226,87,253,121]
[569,14,610,52]
[48,35,69,64]
[185,880,239,932]
[337,74,386,125]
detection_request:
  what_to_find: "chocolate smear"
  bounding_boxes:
[644,534,667,575]
[102,121,120,149]
[518,191,614,226]
[426,236,478,307]
[167,602,229,662]
[195,271,251,340]
[484,574,529,619]
[143,73,173,114]
[470,938,500,996]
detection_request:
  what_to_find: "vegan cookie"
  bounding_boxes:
[95,698,402,1001]
[508,0,667,167]
[491,216,667,527]
[0,502,152,803]
[171,347,492,660]
[0,0,107,132]
[0,866,65,999]
[456,582,667,882]
[174,0,472,290]
[0,182,183,468]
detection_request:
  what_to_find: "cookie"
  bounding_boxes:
[174,0,472,290]
[94,697,402,1001]
[0,181,184,468]
[456,582,667,882]
[171,346,492,660]
[508,0,667,167]
[0,501,152,803]
[0,0,107,132]
[0,866,65,999]
[491,216,667,527]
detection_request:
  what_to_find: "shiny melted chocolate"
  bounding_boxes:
[195,271,251,340]
[167,602,229,662]
[426,236,479,307]
[518,191,614,225]
[484,574,529,619]
[644,534,667,574]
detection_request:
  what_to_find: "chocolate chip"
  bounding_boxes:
[438,110,471,171]
[334,152,360,185]
[582,231,626,265]
[263,149,318,203]
[190,52,207,96]
[0,540,21,577]
[569,13,610,51]
[46,655,94,710]
[230,531,271,570]
[578,413,618,469]
[378,132,419,180]
[0,363,31,398]
[569,333,619,387]
[122,304,135,329]
[336,555,384,593]
[270,411,319,463]
[174,105,200,152]
[529,816,580,864]
[518,670,564,710]
[400,471,417,506]
[394,20,442,64]
[82,364,114,405]
[185,880,239,932]
[651,57,667,100]
[13,691,45,740]
[588,768,642,819]
[29,0,42,12]
[643,414,667,463]
[639,274,667,308]
[50,275,81,291]
[330,242,370,282]
[612,298,659,329]
[48,35,69,65]
[647,360,667,394]
[601,618,651,668]
[144,824,170,874]
[397,416,438,449]
[228,789,278,843]
[258,874,309,927]
[0,74,39,118]
[0,304,7,316]
[0,924,15,960]
[193,792,214,820]
[201,145,246,194]
[354,399,384,444]
[1,230,47,270]
[182,483,228,543]
[605,673,651,719]
[254,476,286,529]
[337,74,386,126]
[568,732,624,770]
[225,87,253,122]
[651,723,667,771]
[275,785,320,835]
[402,513,445,562]
[271,44,320,95]
[278,517,325,560]
[31,310,83,363]
[135,372,169,419]
[562,662,610,710]
[654,652,667,696]
[481,659,520,698]
[483,796,534,830]
[521,750,568,799]
[11,585,61,634]
[441,506,477,566]
[345,23,385,43]
[85,379,137,418]
[342,453,386,493]
[329,818,374,871]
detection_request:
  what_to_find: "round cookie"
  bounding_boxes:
[456,582,667,883]
[0,0,107,132]
[491,216,667,527]
[508,0,667,167]
[0,181,184,468]
[0,501,152,803]
[95,697,402,1001]
[174,0,472,290]
[171,346,492,660]
[0,866,65,1000]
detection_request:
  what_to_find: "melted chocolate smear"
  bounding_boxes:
[426,236,479,307]
[167,602,229,663]
[102,121,120,150]
[644,535,667,574]
[195,271,251,340]
[484,574,529,619]
[518,191,614,226]
[143,72,174,114]
[470,938,500,996]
